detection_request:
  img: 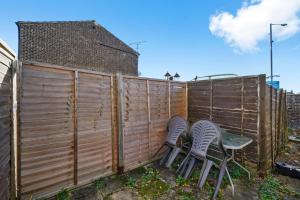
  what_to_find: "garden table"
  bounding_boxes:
[221,130,253,179]
[180,128,253,195]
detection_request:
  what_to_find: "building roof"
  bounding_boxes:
[16,20,139,56]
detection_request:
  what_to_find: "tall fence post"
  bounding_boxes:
[240,78,245,162]
[11,60,17,200]
[168,81,171,118]
[16,61,22,199]
[209,79,213,120]
[73,70,78,185]
[257,75,266,173]
[110,76,116,172]
[185,83,188,120]
[146,80,151,158]
[116,73,124,173]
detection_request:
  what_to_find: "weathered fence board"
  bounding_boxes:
[0,40,15,200]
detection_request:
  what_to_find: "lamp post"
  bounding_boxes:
[269,23,287,165]
[270,23,287,84]
[164,71,171,80]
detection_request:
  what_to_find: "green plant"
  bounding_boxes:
[56,188,71,200]
[126,177,136,188]
[141,167,160,182]
[258,175,300,200]
[93,178,105,191]
[177,188,195,200]
[259,175,281,200]
[176,175,189,186]
[137,167,170,198]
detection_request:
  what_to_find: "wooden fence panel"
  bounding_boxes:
[287,93,300,130]
[122,77,149,171]
[120,77,187,172]
[18,62,117,199]
[19,64,75,199]
[170,82,188,118]
[188,75,267,170]
[77,72,114,185]
[149,81,169,160]
[0,40,15,200]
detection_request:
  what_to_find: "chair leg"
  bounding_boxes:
[212,159,228,199]
[159,146,171,166]
[198,159,213,188]
[165,147,181,168]
[183,157,196,179]
[153,143,166,158]
[176,152,191,174]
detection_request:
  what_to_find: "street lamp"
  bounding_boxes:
[164,71,171,80]
[270,23,287,84]
[269,23,287,165]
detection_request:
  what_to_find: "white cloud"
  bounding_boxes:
[209,0,300,52]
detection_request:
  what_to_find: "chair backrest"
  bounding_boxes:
[166,115,189,146]
[190,120,224,158]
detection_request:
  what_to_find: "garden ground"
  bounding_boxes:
[51,141,300,200]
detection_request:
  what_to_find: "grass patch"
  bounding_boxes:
[259,175,300,200]
[92,178,105,191]
[125,176,136,188]
[56,188,71,200]
[176,175,189,186]
[177,188,195,200]
[136,167,170,198]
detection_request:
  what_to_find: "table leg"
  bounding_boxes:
[231,149,251,180]
[225,167,234,196]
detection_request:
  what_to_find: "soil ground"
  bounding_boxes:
[50,141,300,200]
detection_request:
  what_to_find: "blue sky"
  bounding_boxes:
[1,0,299,92]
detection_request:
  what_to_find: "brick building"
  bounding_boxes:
[16,20,139,75]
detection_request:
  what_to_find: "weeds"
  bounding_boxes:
[137,167,170,198]
[177,188,195,200]
[176,175,189,186]
[92,178,105,191]
[259,175,300,200]
[56,188,71,200]
[125,176,136,188]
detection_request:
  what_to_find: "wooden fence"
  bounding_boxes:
[0,40,15,200]
[17,61,187,199]
[287,93,300,130]
[188,75,287,173]
[118,75,187,171]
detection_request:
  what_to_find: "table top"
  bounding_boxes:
[221,130,253,150]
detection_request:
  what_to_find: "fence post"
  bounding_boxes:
[257,75,266,173]
[210,79,213,120]
[73,70,78,185]
[16,61,22,199]
[168,81,171,118]
[10,60,17,200]
[185,83,188,120]
[240,78,245,162]
[146,80,151,158]
[116,73,124,173]
[110,76,116,172]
